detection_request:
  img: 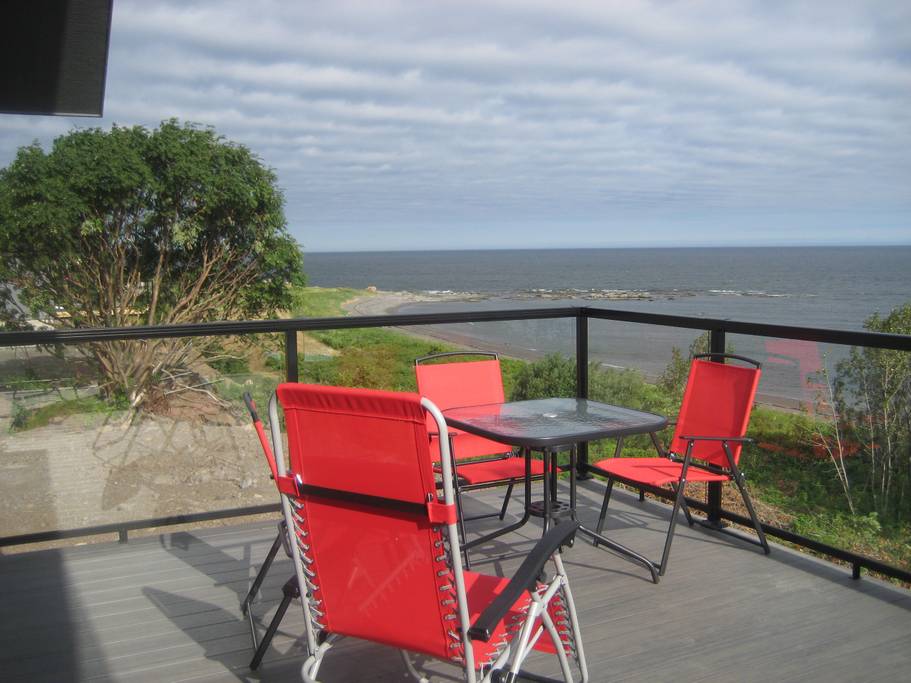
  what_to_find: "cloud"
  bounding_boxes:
[0,0,908,250]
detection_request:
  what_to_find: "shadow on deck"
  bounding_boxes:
[2,482,910,682]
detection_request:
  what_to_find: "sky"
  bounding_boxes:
[1,1,909,252]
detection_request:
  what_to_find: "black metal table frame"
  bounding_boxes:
[443,398,668,583]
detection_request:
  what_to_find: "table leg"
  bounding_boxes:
[578,525,660,584]
[462,446,533,552]
[550,447,559,504]
[569,446,577,522]
[523,446,532,510]
[542,448,551,534]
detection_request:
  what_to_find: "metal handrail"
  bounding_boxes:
[1,305,909,584]
[1,305,909,350]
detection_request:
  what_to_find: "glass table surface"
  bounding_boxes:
[443,398,667,449]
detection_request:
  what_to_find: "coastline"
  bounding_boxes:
[342,289,548,361]
[341,289,808,413]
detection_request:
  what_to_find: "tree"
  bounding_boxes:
[657,332,712,402]
[0,119,305,406]
[834,303,911,524]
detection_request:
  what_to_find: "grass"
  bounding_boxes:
[10,396,124,432]
[290,286,365,318]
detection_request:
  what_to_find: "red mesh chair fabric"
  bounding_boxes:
[667,358,760,467]
[279,383,436,503]
[599,458,731,487]
[463,573,560,662]
[415,359,505,412]
[593,358,760,477]
[415,359,512,461]
[453,457,546,484]
[276,383,459,661]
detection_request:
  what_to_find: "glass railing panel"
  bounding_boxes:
[0,334,284,540]
[583,319,710,462]
[727,333,910,573]
[298,315,577,398]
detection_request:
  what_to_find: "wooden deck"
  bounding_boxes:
[3,481,910,683]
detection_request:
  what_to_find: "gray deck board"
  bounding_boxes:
[2,482,909,682]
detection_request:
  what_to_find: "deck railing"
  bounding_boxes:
[1,306,909,583]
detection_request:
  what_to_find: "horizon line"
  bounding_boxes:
[302,242,911,255]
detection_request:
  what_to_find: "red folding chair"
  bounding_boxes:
[415,353,547,559]
[263,382,588,682]
[590,354,770,577]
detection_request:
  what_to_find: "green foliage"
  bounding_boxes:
[510,354,578,400]
[656,332,729,402]
[290,287,364,318]
[833,302,911,524]
[0,119,304,325]
[511,353,674,416]
[208,355,251,376]
[509,354,675,458]
[303,327,452,391]
[748,406,817,450]
[9,396,125,432]
[264,351,285,372]
[212,373,281,415]
[590,365,674,416]
[0,120,305,404]
[791,511,894,557]
[336,345,400,389]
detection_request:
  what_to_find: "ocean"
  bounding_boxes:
[305,246,911,407]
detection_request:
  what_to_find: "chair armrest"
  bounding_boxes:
[468,521,579,642]
[678,435,753,444]
[428,429,464,439]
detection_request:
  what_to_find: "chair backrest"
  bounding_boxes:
[275,383,465,663]
[414,355,510,459]
[669,355,761,468]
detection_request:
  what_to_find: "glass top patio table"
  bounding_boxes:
[443,398,667,450]
[443,398,668,583]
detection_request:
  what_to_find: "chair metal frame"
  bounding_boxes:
[241,394,301,670]
[590,353,771,577]
[240,519,297,669]
[266,384,588,683]
[415,352,549,567]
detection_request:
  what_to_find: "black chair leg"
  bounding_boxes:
[250,576,300,670]
[242,527,284,617]
[732,471,770,554]
[658,478,689,576]
[669,482,695,526]
[594,478,615,542]
[498,482,514,520]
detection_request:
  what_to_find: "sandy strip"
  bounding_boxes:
[342,289,482,317]
[341,290,555,362]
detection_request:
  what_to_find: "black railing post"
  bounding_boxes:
[285,330,299,383]
[706,328,726,526]
[576,311,590,479]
